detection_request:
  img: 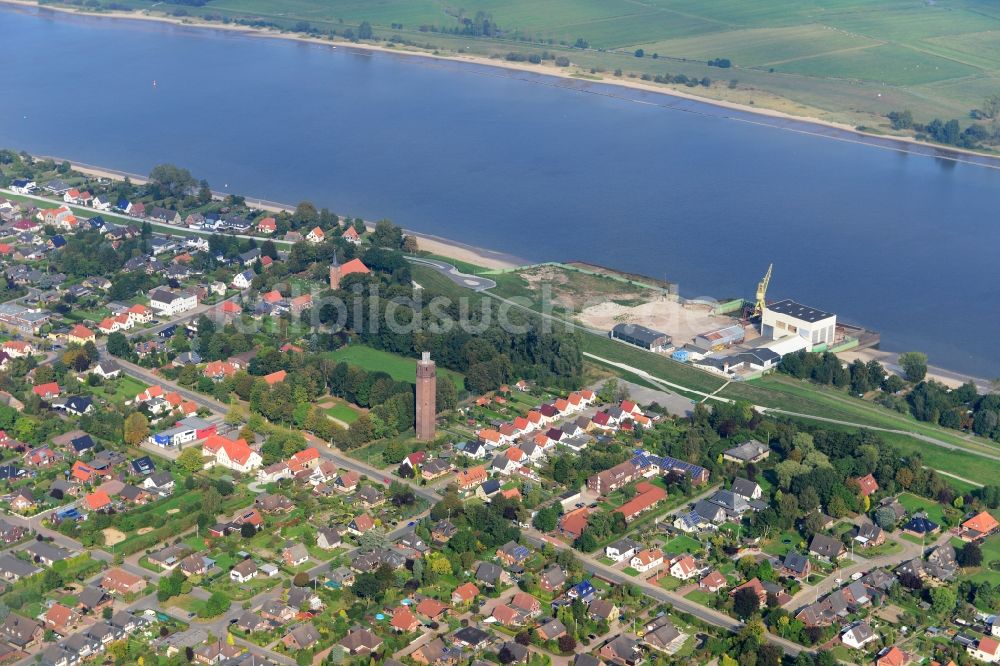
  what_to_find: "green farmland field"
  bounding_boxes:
[101,0,1000,133]
[327,344,465,390]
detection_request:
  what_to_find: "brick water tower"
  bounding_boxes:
[415,351,436,440]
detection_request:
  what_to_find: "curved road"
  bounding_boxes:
[405,256,497,291]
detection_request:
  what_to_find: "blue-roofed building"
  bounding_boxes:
[568,580,596,603]
[49,235,66,249]
[70,434,95,454]
[478,478,502,499]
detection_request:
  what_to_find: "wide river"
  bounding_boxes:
[3,5,999,376]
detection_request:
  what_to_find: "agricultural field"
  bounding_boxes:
[111,0,1000,129]
[326,344,465,390]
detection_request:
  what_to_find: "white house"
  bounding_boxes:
[148,289,198,317]
[605,538,642,563]
[9,179,36,195]
[630,549,663,573]
[668,554,698,580]
[232,270,255,289]
[969,636,1000,663]
[841,623,877,650]
[203,436,262,474]
[230,560,258,584]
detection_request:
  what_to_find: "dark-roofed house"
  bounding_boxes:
[496,541,530,567]
[338,627,382,655]
[0,613,42,648]
[540,565,567,593]
[537,618,567,641]
[731,478,762,501]
[809,534,846,561]
[282,622,321,650]
[475,562,504,588]
[782,551,811,579]
[723,440,769,464]
[902,512,939,536]
[600,635,641,666]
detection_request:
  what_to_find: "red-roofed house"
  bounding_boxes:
[615,481,666,522]
[67,325,96,345]
[630,549,664,573]
[699,570,728,593]
[85,490,112,512]
[559,508,590,539]
[415,598,449,619]
[42,603,76,635]
[263,370,287,385]
[306,227,325,243]
[2,341,33,358]
[257,217,277,234]
[451,582,479,605]
[288,447,319,472]
[620,400,642,416]
[347,514,375,536]
[875,646,910,666]
[456,466,488,491]
[969,636,1000,663]
[962,511,1000,541]
[853,474,879,497]
[202,436,261,473]
[32,382,61,400]
[730,578,767,608]
[127,304,152,325]
[669,554,698,580]
[390,607,420,633]
[342,226,361,244]
[101,568,146,596]
[71,460,96,483]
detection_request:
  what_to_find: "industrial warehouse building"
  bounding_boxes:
[610,323,671,352]
[761,300,836,350]
[694,324,746,350]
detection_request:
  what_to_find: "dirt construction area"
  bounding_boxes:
[578,298,744,347]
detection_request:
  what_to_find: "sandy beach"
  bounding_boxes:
[6,0,1000,169]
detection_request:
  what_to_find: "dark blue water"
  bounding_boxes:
[3,5,999,376]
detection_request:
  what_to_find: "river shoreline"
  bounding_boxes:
[57,159,522,270]
[6,0,1000,170]
[15,154,993,391]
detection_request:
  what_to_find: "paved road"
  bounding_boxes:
[517,528,810,655]
[782,528,952,611]
[405,256,497,291]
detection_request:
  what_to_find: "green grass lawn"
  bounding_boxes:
[325,400,360,424]
[622,567,640,577]
[88,375,146,404]
[683,588,715,605]
[897,492,949,524]
[763,529,805,557]
[326,344,465,390]
[661,534,703,555]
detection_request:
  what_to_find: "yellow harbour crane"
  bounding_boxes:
[752,263,773,318]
